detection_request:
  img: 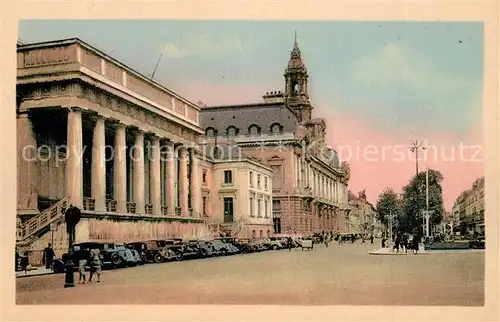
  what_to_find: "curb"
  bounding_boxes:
[16,271,55,279]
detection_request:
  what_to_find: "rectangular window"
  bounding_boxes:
[250,171,253,187]
[223,197,234,223]
[202,169,207,184]
[264,177,268,190]
[257,199,262,217]
[257,174,261,189]
[224,170,232,184]
[273,218,281,234]
[202,196,207,215]
[250,194,255,217]
[265,200,269,218]
[272,199,281,211]
[271,165,282,189]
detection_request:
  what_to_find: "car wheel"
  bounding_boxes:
[272,245,278,250]
[220,249,228,256]
[111,252,124,267]
[52,260,65,274]
[175,252,183,261]
[153,253,164,263]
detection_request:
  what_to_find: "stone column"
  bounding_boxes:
[190,148,201,217]
[178,147,189,216]
[113,123,127,213]
[17,113,39,214]
[132,130,145,214]
[150,136,161,215]
[165,141,176,215]
[66,107,83,208]
[91,115,106,212]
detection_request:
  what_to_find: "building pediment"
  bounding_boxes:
[268,155,284,162]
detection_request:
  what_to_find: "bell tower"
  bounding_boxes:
[284,31,312,122]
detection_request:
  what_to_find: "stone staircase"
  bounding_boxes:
[16,197,69,248]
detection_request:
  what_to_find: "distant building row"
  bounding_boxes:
[450,177,484,236]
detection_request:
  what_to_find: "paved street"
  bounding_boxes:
[16,242,484,306]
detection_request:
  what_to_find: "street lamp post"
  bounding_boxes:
[64,205,81,288]
[410,140,427,235]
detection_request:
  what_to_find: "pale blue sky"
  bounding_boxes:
[19,20,483,139]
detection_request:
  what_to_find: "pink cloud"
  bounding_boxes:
[327,113,483,210]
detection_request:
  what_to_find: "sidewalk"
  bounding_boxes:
[369,245,428,255]
[16,267,55,278]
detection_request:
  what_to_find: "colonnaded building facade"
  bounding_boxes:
[200,35,351,236]
[16,38,273,261]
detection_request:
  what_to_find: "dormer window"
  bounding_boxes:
[248,124,261,136]
[270,123,283,135]
[226,126,239,137]
[205,127,216,137]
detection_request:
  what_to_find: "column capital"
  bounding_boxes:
[145,132,161,142]
[128,126,144,135]
[107,119,127,129]
[88,112,106,122]
[66,106,84,113]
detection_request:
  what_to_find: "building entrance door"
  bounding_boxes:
[223,197,234,223]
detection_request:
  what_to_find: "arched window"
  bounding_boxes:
[270,123,283,135]
[226,126,239,137]
[205,127,216,137]
[248,124,261,136]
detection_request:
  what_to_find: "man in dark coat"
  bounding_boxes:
[42,243,55,270]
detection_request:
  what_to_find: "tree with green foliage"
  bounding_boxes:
[401,169,444,234]
[375,188,403,230]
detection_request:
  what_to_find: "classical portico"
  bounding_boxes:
[16,38,210,248]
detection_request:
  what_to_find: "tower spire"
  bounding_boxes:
[291,30,301,58]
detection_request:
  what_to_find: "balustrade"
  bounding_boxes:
[83,197,95,211]
[106,199,117,212]
[126,202,136,214]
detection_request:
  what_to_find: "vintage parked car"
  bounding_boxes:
[126,241,165,264]
[188,240,217,257]
[151,239,184,262]
[211,239,240,255]
[246,239,267,252]
[115,244,142,266]
[53,242,131,273]
[261,238,283,250]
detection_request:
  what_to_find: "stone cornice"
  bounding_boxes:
[17,70,204,135]
[17,38,202,113]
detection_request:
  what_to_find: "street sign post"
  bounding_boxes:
[49,223,57,248]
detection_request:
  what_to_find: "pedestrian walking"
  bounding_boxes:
[287,236,293,252]
[324,237,329,248]
[77,247,87,284]
[88,247,102,283]
[413,234,420,255]
[42,243,55,270]
[370,234,374,245]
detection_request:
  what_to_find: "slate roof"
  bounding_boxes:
[199,102,298,135]
[199,142,259,163]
